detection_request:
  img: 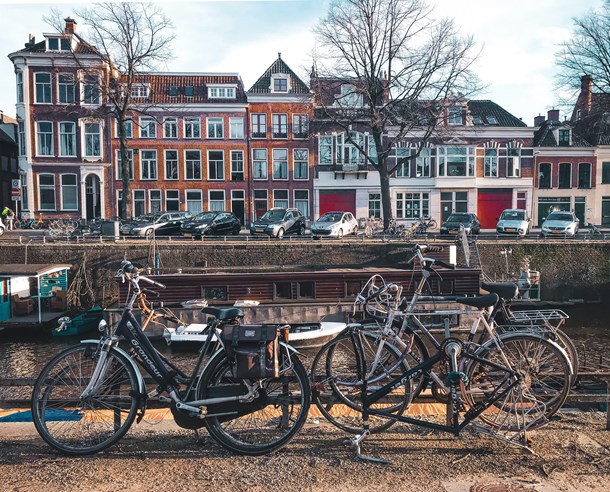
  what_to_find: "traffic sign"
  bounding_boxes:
[11,179,19,188]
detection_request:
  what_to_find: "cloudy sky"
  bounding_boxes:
[0,0,602,125]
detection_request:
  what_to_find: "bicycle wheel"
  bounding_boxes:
[199,346,310,456]
[31,344,140,455]
[310,331,411,434]
[553,328,580,381]
[427,219,437,229]
[464,333,571,431]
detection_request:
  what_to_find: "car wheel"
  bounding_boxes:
[232,227,240,235]
[145,228,154,239]
[298,224,305,235]
[337,228,344,238]
[276,228,285,238]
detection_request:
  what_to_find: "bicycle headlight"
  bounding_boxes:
[98,319,108,333]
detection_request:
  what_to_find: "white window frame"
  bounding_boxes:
[294,189,309,218]
[253,148,268,180]
[16,71,23,104]
[163,117,178,138]
[185,189,203,214]
[18,121,25,156]
[60,173,78,211]
[82,121,102,158]
[437,146,476,177]
[395,148,410,177]
[272,148,288,180]
[207,117,224,139]
[184,117,201,139]
[416,148,431,177]
[208,150,225,181]
[36,121,53,156]
[164,149,179,180]
[165,189,180,211]
[58,73,75,104]
[395,192,430,219]
[271,74,289,93]
[59,121,76,157]
[82,74,100,105]
[447,106,463,125]
[133,189,146,217]
[115,119,133,139]
[185,149,202,180]
[140,150,158,180]
[484,149,498,177]
[38,173,56,211]
[149,189,162,213]
[231,150,244,181]
[293,149,309,180]
[507,148,521,177]
[338,84,363,107]
[139,117,156,138]
[230,117,244,139]
[131,84,149,98]
[116,149,134,181]
[208,85,236,99]
[319,135,333,165]
[208,190,226,212]
[35,72,52,104]
[273,189,289,209]
[292,114,308,139]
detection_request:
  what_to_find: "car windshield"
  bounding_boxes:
[446,214,471,223]
[260,209,286,221]
[500,210,525,220]
[318,213,342,223]
[547,212,573,221]
[194,212,217,222]
[134,214,155,223]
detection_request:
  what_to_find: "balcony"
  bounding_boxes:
[332,162,368,179]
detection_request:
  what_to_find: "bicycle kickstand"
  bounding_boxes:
[347,429,391,465]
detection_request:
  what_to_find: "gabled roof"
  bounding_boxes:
[467,100,527,127]
[248,54,309,94]
[534,120,591,147]
[572,92,610,146]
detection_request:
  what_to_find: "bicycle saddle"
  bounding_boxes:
[480,281,519,300]
[201,306,244,320]
[455,292,499,309]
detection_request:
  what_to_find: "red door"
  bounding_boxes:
[319,190,356,216]
[477,189,512,228]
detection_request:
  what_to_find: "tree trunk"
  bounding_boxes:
[379,163,393,231]
[117,118,132,219]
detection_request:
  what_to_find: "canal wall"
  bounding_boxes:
[0,239,609,305]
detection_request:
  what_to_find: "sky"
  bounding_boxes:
[0,0,603,126]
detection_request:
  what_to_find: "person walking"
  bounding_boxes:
[2,206,15,230]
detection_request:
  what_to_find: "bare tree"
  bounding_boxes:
[46,3,175,218]
[311,0,480,229]
[556,0,610,106]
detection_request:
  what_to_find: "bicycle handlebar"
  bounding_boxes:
[117,260,167,290]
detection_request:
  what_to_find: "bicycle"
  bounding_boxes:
[310,245,572,439]
[17,214,45,229]
[413,216,437,234]
[31,260,310,456]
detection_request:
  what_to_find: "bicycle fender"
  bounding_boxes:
[79,339,147,395]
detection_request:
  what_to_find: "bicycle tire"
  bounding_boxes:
[428,219,437,229]
[310,330,411,434]
[199,347,310,456]
[553,328,580,382]
[31,344,140,455]
[463,333,571,430]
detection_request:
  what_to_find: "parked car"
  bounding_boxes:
[439,213,481,235]
[0,219,5,236]
[250,208,306,238]
[311,211,358,238]
[120,211,193,237]
[540,211,580,237]
[496,209,530,236]
[181,211,241,238]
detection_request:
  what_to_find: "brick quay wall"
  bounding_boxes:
[0,239,608,304]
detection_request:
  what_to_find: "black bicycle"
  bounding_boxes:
[31,260,310,456]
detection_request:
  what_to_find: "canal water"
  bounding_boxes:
[0,303,608,400]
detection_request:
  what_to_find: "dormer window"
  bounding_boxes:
[208,86,236,99]
[472,115,483,125]
[271,74,290,93]
[558,128,571,146]
[47,37,70,52]
[447,106,463,125]
[168,86,178,97]
[131,84,149,98]
[487,116,498,125]
[184,86,194,97]
[338,84,363,107]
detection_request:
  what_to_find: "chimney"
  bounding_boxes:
[547,109,560,122]
[64,17,77,34]
[534,114,545,127]
[581,75,593,114]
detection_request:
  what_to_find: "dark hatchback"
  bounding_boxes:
[249,208,306,238]
[439,213,481,235]
[181,211,241,238]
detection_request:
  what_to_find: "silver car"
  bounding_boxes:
[311,211,358,238]
[541,211,579,237]
[496,209,530,236]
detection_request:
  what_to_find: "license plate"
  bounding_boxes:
[184,233,192,237]
[551,230,561,234]
[449,231,458,235]
[256,228,264,233]
[506,228,516,232]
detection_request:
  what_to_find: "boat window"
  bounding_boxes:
[345,281,362,297]
[201,286,227,301]
[297,281,314,299]
[274,282,292,300]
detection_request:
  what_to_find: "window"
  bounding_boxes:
[339,84,363,107]
[141,150,158,180]
[319,136,333,165]
[558,129,570,146]
[208,150,224,180]
[115,119,132,139]
[558,162,572,189]
[251,114,266,138]
[59,122,76,156]
[272,114,288,139]
[231,150,244,181]
[416,148,431,177]
[185,150,202,180]
[164,118,177,138]
[396,192,430,219]
[37,122,53,156]
[139,117,156,138]
[230,118,244,139]
[58,74,75,104]
[166,190,180,211]
[487,116,498,124]
[602,162,610,184]
[293,149,308,179]
[35,73,52,103]
[254,190,268,218]
[164,150,178,180]
[208,86,236,98]
[168,86,178,97]
[484,149,498,177]
[47,37,70,51]
[294,190,309,218]
[202,286,227,301]
[116,190,124,218]
[253,149,268,179]
[60,174,78,210]
[39,174,56,210]
[186,190,202,214]
[437,146,475,177]
[131,84,149,98]
[184,117,201,139]
[440,191,468,221]
[273,78,288,93]
[507,148,521,177]
[395,148,410,177]
[149,190,162,213]
[368,193,381,219]
[538,162,551,188]
[209,190,225,211]
[16,72,23,103]
[337,132,365,166]
[273,148,288,179]
[273,189,289,209]
[84,122,101,157]
[578,163,592,189]
[83,75,100,104]
[298,281,314,299]
[18,121,25,155]
[368,135,378,165]
[116,149,134,180]
[207,117,224,139]
[293,114,308,138]
[274,282,292,300]
[133,190,146,217]
[184,86,194,97]
[447,106,463,125]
